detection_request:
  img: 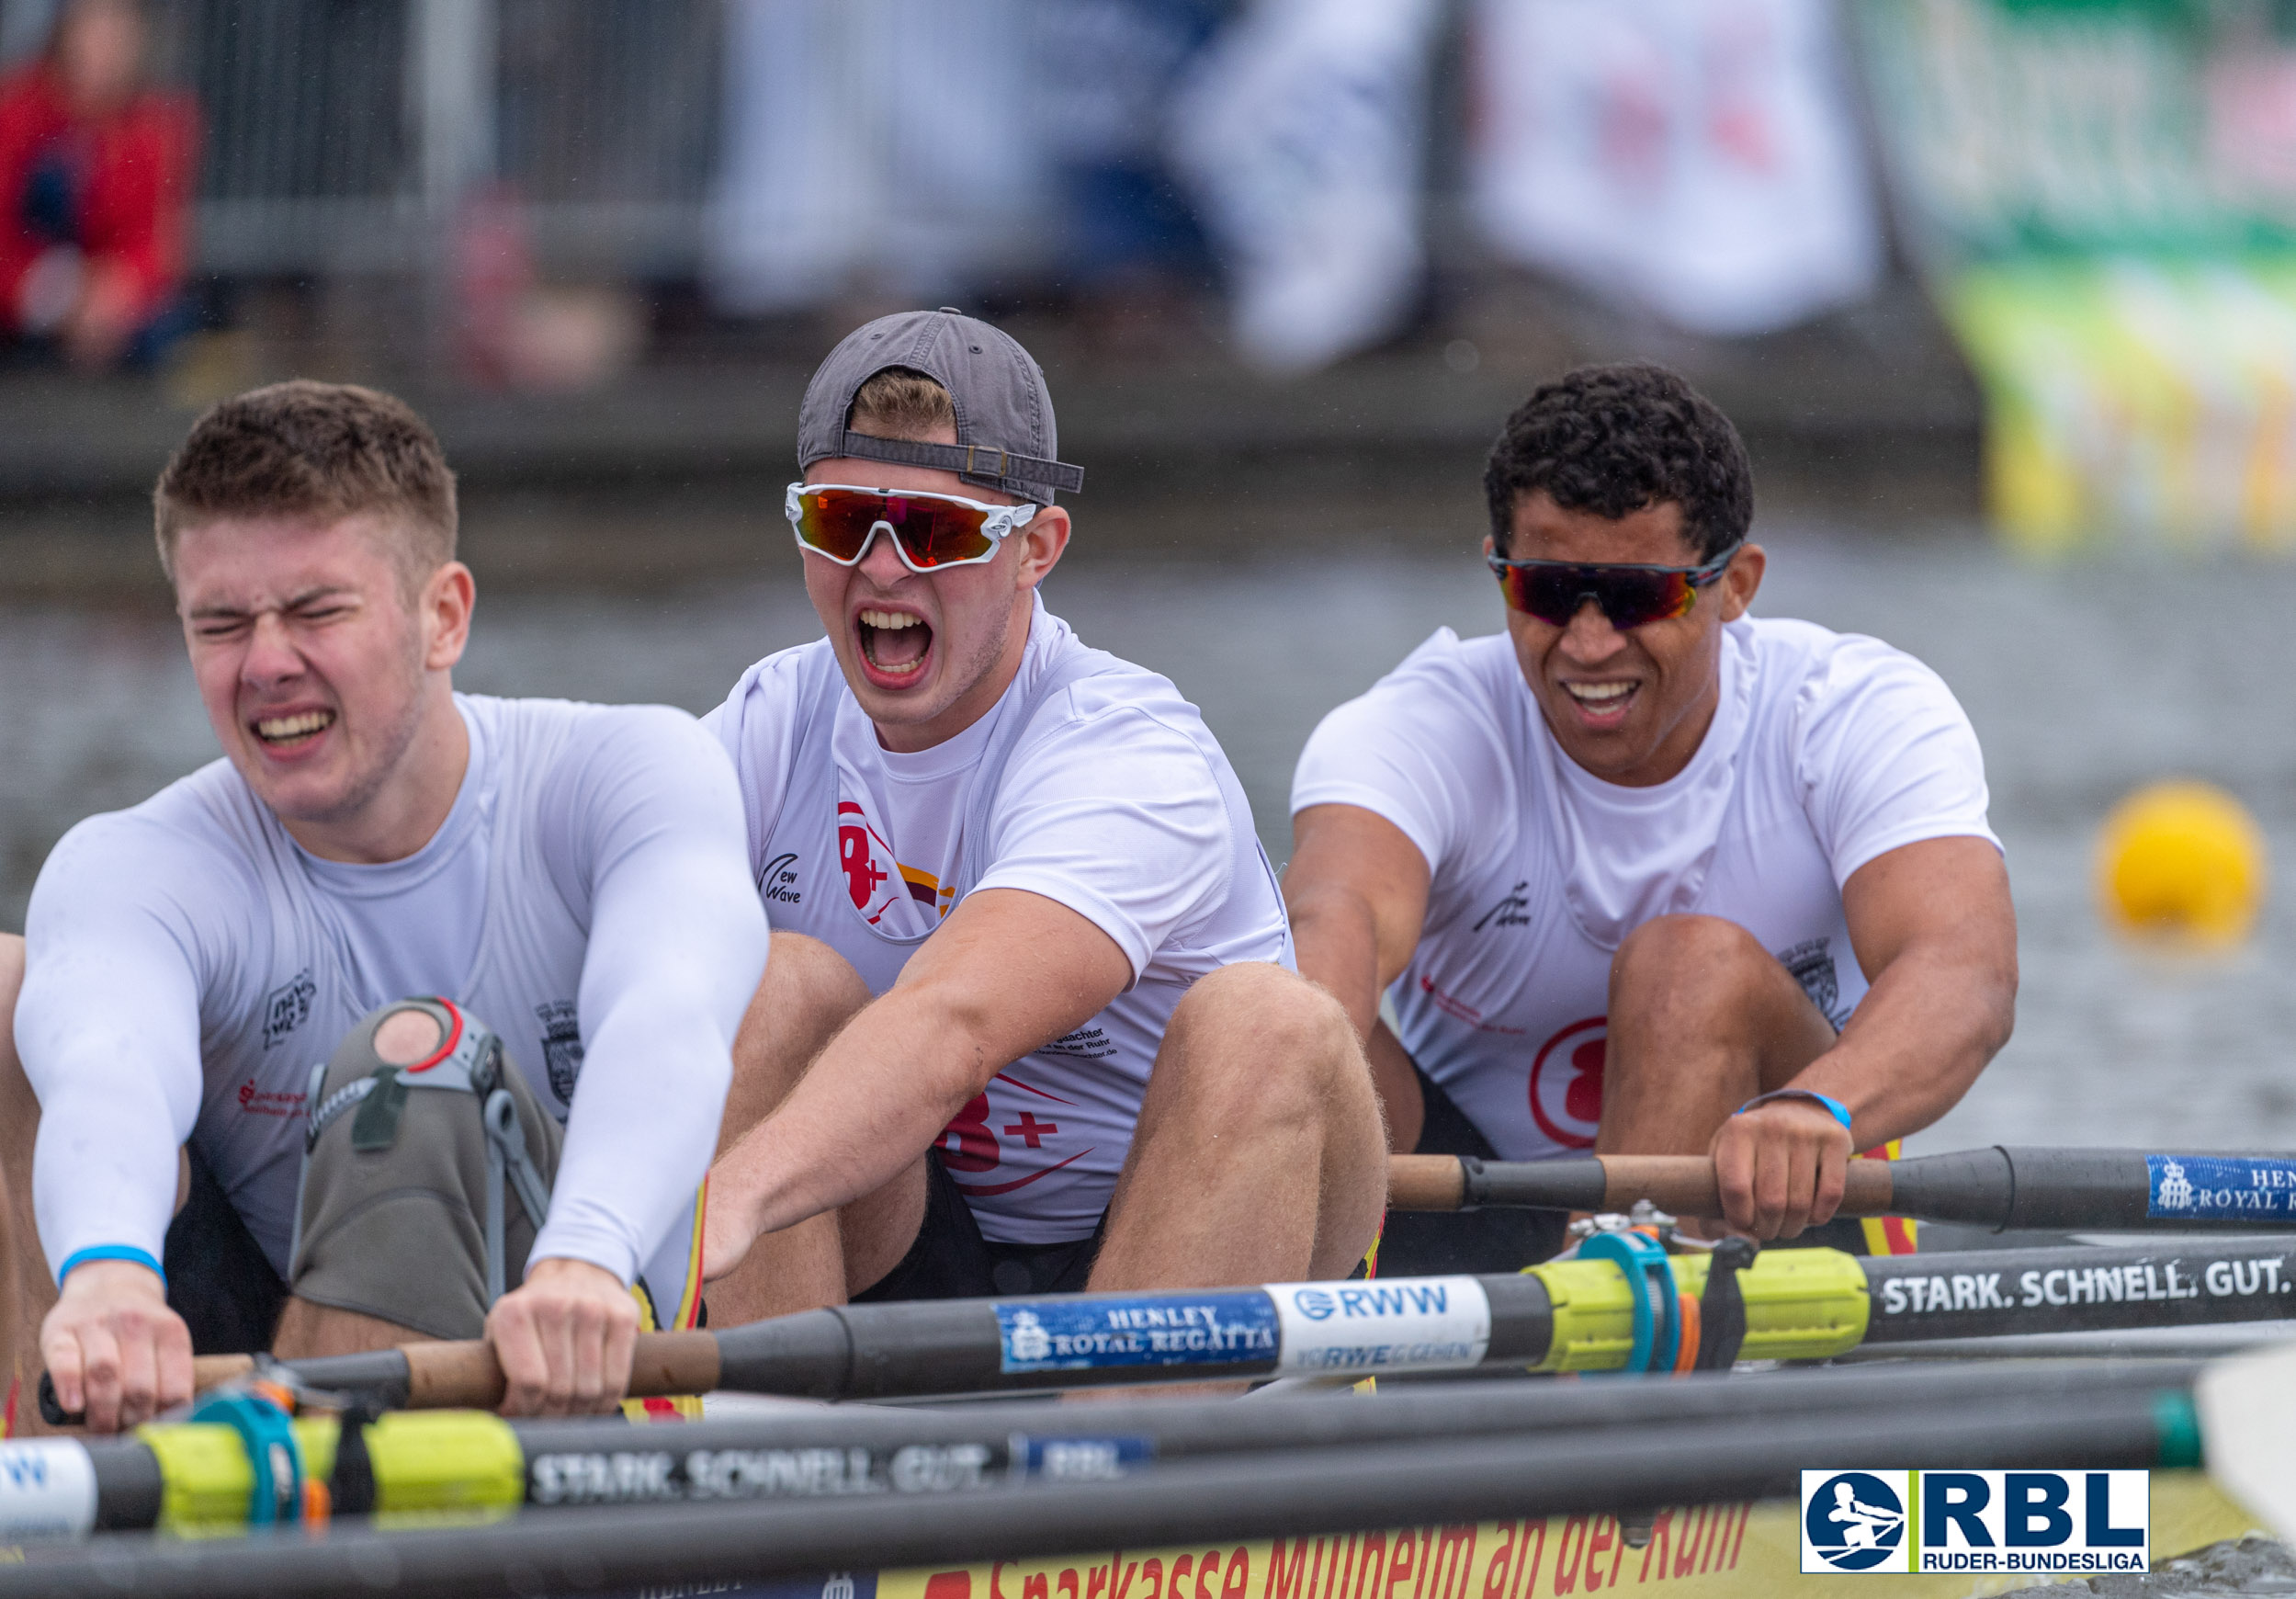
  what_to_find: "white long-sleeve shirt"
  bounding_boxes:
[16,694,769,1319]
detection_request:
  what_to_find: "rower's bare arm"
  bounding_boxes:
[709,887,1131,1251]
[1802,834,2019,1142]
[1283,803,1431,1038]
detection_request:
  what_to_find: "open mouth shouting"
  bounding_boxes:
[1560,679,1638,729]
[856,607,933,687]
[251,707,336,750]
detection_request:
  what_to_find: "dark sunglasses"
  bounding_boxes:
[1487,548,1736,629]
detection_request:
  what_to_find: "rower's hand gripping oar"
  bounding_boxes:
[1390,1144,2296,1231]
[38,1329,724,1426]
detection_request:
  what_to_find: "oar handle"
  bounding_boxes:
[38,1355,257,1426]
[1386,1154,1468,1209]
[40,1330,722,1425]
[1596,1156,1894,1219]
[278,1330,721,1409]
[1386,1153,1895,1218]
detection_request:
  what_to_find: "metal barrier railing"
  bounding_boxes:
[0,0,722,277]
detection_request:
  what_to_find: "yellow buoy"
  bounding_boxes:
[2097,780,2268,948]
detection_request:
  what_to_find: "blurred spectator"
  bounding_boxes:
[708,0,1050,316]
[1467,0,1880,337]
[1033,0,1222,354]
[0,0,197,371]
[1170,0,1441,373]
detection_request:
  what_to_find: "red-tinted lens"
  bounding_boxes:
[795,489,998,567]
[1493,563,1698,629]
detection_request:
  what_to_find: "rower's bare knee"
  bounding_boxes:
[763,932,873,1042]
[721,933,873,1153]
[1610,914,1775,1014]
[1607,914,1832,1087]
[272,1296,431,1359]
[1161,962,1370,1135]
[1,932,26,1116]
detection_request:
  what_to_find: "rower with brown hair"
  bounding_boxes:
[0,380,767,1432]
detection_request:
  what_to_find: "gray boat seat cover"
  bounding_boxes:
[289,997,561,1341]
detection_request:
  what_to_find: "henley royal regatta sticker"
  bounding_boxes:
[996,1293,1279,1374]
[2147,1154,2296,1218]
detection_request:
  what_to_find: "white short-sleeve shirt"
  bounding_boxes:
[1291,616,1998,1160]
[707,598,1291,1243]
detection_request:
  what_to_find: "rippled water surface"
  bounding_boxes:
[7,524,2296,1154]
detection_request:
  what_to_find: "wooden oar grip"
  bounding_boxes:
[1841,1161,1894,1216]
[1598,1156,1721,1216]
[628,1331,721,1398]
[396,1329,720,1409]
[1386,1154,1466,1211]
[1595,1154,1898,1218]
[194,1353,255,1390]
[402,1339,508,1409]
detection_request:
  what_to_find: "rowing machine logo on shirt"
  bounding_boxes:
[759,851,803,906]
[1529,1015,1605,1150]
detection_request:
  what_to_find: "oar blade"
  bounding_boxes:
[2196,1339,2296,1539]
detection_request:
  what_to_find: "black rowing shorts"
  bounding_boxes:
[1376,1064,1572,1277]
[852,1150,1106,1302]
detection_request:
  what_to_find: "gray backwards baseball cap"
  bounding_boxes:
[797,309,1083,506]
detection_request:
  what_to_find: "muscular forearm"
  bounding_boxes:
[1786,943,2015,1147]
[719,978,1000,1236]
[1286,890,1385,1040]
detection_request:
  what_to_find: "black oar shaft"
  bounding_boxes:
[93,1240,2296,1419]
[0,1392,2191,1599]
[4,1359,2202,1539]
[1394,1145,2296,1230]
[1861,1240,2296,1343]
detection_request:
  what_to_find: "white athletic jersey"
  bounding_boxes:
[17,695,768,1325]
[1291,617,1998,1161]
[706,597,1291,1244]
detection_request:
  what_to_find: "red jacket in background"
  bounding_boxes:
[0,62,199,335]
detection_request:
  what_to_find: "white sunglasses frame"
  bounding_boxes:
[784,482,1038,573]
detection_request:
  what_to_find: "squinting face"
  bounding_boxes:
[1496,491,1764,788]
[174,513,465,833]
[799,448,1068,752]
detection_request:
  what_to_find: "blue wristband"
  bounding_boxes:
[56,1245,165,1288]
[1735,1089,1852,1134]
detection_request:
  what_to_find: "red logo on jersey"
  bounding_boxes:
[935,1073,1094,1196]
[1529,1015,1605,1149]
[837,801,888,908]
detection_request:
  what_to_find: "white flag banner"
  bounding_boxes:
[1169,0,1442,374]
[707,0,1049,313]
[1469,0,1883,337]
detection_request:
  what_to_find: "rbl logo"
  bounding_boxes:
[1800,1470,2150,1576]
[1802,1472,1906,1571]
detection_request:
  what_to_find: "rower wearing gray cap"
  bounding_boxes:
[700,310,1386,1312]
